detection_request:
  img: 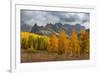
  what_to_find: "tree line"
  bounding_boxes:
[21,28,89,56]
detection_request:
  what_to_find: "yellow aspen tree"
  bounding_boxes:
[70,28,80,56]
[80,29,89,54]
[48,32,58,53]
[80,29,86,54]
[58,30,69,54]
[85,30,89,54]
[21,32,29,49]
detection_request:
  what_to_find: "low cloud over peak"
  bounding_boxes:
[21,10,90,29]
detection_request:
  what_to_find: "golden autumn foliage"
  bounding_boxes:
[21,28,89,56]
[48,32,58,53]
[69,28,80,56]
[21,32,29,49]
[80,29,89,54]
[21,32,49,51]
[58,30,69,54]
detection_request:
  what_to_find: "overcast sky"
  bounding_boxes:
[21,10,90,29]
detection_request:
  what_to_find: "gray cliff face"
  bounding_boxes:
[21,23,86,36]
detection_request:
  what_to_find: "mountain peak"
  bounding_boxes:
[29,23,86,36]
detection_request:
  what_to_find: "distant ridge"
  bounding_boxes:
[21,23,86,36]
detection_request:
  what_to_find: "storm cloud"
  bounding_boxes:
[21,10,90,29]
